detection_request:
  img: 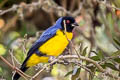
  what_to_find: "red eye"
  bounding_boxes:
[66,20,70,24]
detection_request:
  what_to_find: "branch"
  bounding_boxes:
[58,55,120,80]
[31,57,58,79]
[0,0,72,16]
[0,55,31,80]
[0,0,84,17]
[30,54,120,80]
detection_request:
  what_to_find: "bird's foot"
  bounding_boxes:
[48,56,56,63]
[56,59,69,65]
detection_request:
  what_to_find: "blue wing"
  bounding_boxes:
[26,17,63,56]
[22,26,59,67]
[27,25,58,56]
[21,26,58,67]
[21,17,63,67]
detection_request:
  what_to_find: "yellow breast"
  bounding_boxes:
[26,29,73,67]
[39,29,73,56]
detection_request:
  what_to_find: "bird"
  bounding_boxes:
[13,16,79,80]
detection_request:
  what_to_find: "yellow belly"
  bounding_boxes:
[26,54,49,67]
[26,30,73,67]
[39,29,73,56]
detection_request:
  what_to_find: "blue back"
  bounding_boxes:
[22,17,63,67]
[27,17,63,56]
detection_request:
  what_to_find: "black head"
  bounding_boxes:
[61,16,79,32]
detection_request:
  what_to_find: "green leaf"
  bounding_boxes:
[82,47,88,56]
[113,57,120,63]
[77,78,81,80]
[72,67,81,80]
[111,50,120,57]
[87,66,96,72]
[91,51,98,55]
[113,38,120,47]
[100,64,106,69]
[64,70,73,77]
[105,63,119,71]
[65,67,81,79]
[90,56,100,61]
[97,50,104,60]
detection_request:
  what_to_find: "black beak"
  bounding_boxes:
[72,22,79,27]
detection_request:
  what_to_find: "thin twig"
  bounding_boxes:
[22,34,28,55]
[63,20,81,59]
[0,0,72,16]
[62,21,119,79]
[0,55,31,80]
[9,50,15,66]
[9,49,21,65]
[58,55,120,80]
[31,58,58,79]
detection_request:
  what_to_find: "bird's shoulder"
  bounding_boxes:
[36,25,58,42]
[27,25,59,56]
